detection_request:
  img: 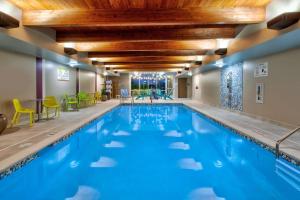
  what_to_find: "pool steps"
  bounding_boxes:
[276,159,300,191]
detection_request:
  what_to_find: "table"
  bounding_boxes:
[31,99,44,122]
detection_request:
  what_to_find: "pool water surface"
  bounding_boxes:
[0,104,299,199]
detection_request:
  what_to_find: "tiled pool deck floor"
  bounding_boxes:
[0,99,299,174]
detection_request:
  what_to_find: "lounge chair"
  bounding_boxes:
[120,89,134,103]
[163,88,174,100]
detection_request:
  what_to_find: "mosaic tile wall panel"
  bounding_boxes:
[220,62,243,111]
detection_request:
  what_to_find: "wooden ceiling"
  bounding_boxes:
[9,0,271,10]
[9,0,272,72]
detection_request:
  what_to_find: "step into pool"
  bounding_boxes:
[0,104,299,199]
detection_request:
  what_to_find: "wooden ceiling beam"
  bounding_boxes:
[74,40,216,52]
[88,50,206,57]
[107,64,185,68]
[102,61,193,65]
[92,56,197,62]
[116,68,180,72]
[56,27,236,42]
[23,8,265,27]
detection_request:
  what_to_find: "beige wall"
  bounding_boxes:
[0,49,36,119]
[44,60,76,102]
[192,48,300,126]
[119,73,130,91]
[96,74,104,92]
[79,70,95,93]
[243,48,300,126]
[192,70,220,106]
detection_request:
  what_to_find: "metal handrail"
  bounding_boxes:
[276,127,300,157]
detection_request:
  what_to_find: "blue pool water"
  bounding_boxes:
[0,104,299,200]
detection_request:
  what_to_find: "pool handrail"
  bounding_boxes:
[276,127,300,157]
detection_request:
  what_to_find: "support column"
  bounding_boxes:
[95,72,97,92]
[36,57,43,112]
[76,68,79,94]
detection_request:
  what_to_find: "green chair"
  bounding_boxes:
[77,92,91,107]
[43,96,60,119]
[11,98,35,127]
[64,94,78,111]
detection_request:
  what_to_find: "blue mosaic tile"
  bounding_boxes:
[220,62,243,111]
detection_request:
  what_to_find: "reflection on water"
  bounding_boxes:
[169,142,190,150]
[66,186,100,200]
[187,188,225,200]
[112,130,130,136]
[104,141,125,148]
[90,157,117,168]
[178,158,203,171]
[164,130,183,137]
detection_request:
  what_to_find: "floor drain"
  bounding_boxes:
[18,143,32,148]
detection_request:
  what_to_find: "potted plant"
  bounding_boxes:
[101,89,107,101]
[0,99,7,134]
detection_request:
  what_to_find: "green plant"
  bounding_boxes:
[101,89,107,96]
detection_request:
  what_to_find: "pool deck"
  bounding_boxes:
[0,99,299,174]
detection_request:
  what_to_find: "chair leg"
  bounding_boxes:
[16,113,21,124]
[46,108,49,119]
[29,113,33,127]
[11,112,18,126]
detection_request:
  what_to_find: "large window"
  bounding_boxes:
[130,72,173,93]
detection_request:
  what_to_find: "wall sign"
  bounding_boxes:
[57,68,70,81]
[254,62,268,77]
[256,83,264,104]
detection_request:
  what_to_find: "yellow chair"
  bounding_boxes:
[95,91,101,102]
[43,96,60,119]
[11,99,35,127]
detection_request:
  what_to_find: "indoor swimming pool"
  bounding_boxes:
[0,104,299,200]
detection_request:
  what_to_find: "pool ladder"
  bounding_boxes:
[276,127,300,157]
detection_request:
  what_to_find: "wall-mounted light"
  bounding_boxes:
[215,48,227,56]
[68,60,78,67]
[64,43,77,55]
[105,67,111,71]
[215,59,224,68]
[177,71,182,74]
[267,12,300,30]
[114,70,118,74]
[0,11,19,28]
[92,60,99,65]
